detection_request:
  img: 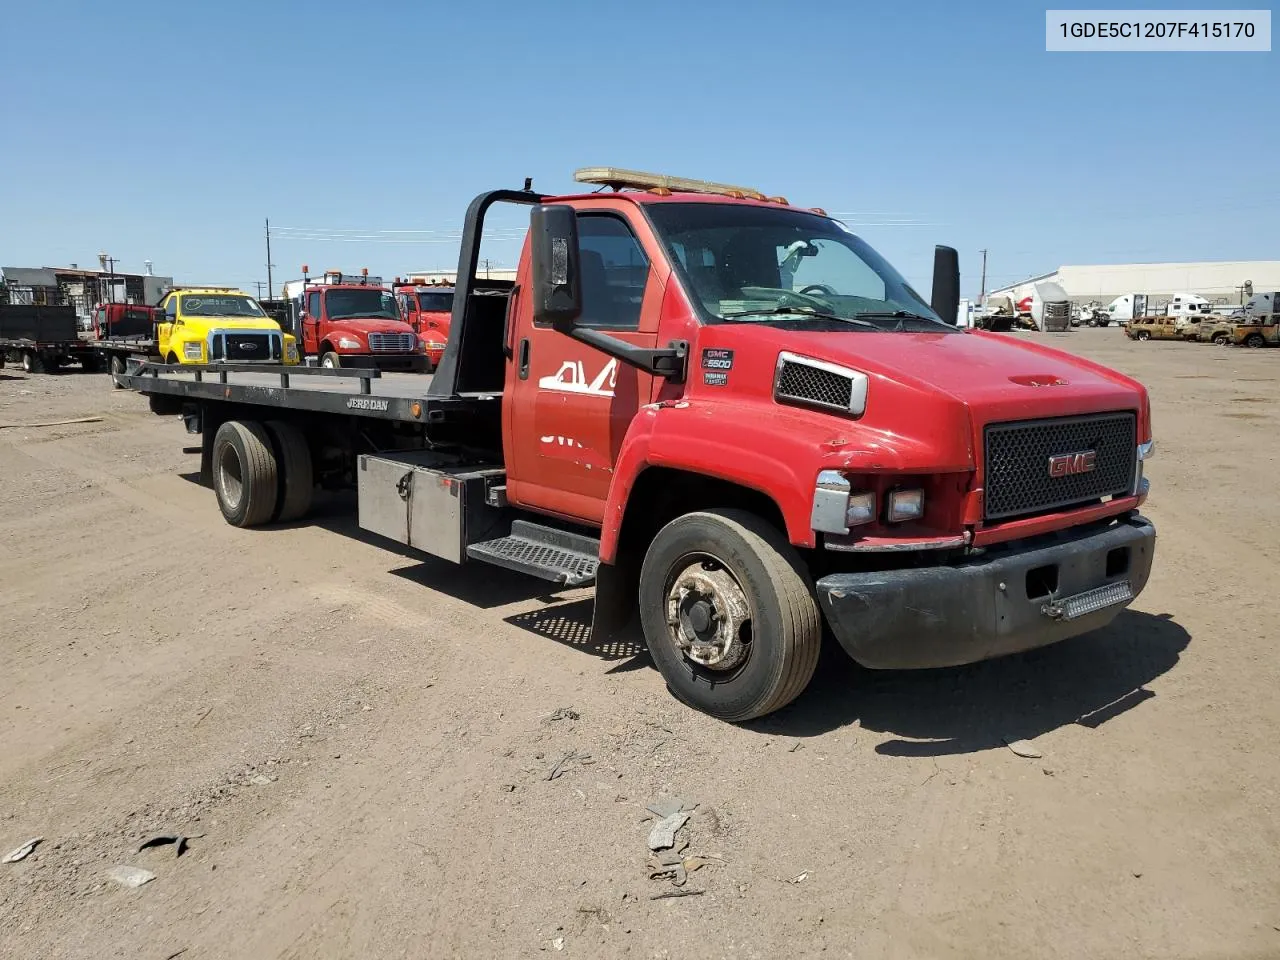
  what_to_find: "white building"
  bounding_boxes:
[987,260,1280,308]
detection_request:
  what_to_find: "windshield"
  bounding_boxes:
[326,289,400,321]
[645,203,948,329]
[180,295,265,318]
[417,292,454,313]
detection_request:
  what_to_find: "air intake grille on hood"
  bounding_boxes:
[776,358,854,413]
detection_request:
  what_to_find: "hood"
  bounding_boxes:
[196,317,283,331]
[328,317,415,335]
[707,325,1146,429]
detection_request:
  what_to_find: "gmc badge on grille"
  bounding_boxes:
[1047,451,1097,477]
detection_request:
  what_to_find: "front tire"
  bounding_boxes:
[638,509,821,723]
[1136,331,1151,341]
[22,351,42,373]
[212,421,279,528]
[1212,333,1230,346]
[109,354,126,387]
[320,351,341,369]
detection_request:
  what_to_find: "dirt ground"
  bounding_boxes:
[1,329,1278,960]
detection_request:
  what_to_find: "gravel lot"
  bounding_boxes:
[1,328,1278,959]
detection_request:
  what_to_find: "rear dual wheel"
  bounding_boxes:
[212,419,313,527]
[638,509,821,723]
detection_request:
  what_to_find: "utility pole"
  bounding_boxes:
[978,249,988,302]
[255,281,265,298]
[483,257,491,279]
[265,218,275,299]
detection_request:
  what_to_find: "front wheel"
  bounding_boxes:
[320,351,341,369]
[21,351,42,373]
[1212,333,1230,346]
[109,353,126,387]
[1136,331,1151,341]
[638,509,821,723]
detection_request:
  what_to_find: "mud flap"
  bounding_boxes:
[591,557,639,643]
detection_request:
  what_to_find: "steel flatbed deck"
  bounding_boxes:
[118,361,464,423]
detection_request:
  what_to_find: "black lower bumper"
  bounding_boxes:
[816,515,1156,669]
[336,354,428,373]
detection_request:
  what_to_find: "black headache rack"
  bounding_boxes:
[119,360,496,431]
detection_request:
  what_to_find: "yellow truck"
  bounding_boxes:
[156,287,299,365]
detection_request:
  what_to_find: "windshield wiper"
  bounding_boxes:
[721,306,876,328]
[854,310,950,331]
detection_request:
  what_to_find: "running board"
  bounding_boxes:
[466,520,600,587]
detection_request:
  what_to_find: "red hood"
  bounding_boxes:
[329,317,416,335]
[756,327,1144,424]
[685,325,1151,478]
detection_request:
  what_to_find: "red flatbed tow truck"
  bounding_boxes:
[120,167,1157,721]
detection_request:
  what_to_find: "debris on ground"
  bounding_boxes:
[787,872,809,884]
[649,888,704,900]
[249,774,274,786]
[788,741,804,753]
[2,837,43,863]
[647,811,691,851]
[546,707,580,722]
[138,834,199,858]
[106,865,157,888]
[1004,738,1043,759]
[546,751,592,781]
[552,936,565,950]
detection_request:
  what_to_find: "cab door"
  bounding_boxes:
[504,209,662,525]
[301,291,323,354]
[157,295,177,358]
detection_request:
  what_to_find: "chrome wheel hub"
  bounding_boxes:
[665,561,751,671]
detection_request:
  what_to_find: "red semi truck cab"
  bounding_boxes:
[392,280,454,370]
[284,269,428,372]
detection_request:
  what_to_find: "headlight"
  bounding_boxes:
[286,343,298,360]
[845,492,876,527]
[426,341,445,350]
[886,489,925,523]
[183,341,203,360]
[336,337,362,350]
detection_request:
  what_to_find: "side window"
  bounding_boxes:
[165,297,177,319]
[576,214,649,329]
[307,292,322,319]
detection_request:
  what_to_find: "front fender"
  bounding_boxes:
[599,397,970,564]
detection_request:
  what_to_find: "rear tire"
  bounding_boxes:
[263,420,314,523]
[1212,333,1230,345]
[638,508,821,723]
[22,351,42,373]
[1246,334,1265,348]
[320,351,341,369]
[212,421,279,528]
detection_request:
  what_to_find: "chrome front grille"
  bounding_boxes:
[368,332,416,353]
[984,412,1137,521]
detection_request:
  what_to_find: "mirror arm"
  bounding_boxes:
[561,326,688,382]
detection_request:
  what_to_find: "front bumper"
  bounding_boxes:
[816,515,1156,669]
[335,353,429,373]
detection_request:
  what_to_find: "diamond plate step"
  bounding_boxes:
[466,520,599,587]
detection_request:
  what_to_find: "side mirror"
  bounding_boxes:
[530,204,582,327]
[930,245,960,326]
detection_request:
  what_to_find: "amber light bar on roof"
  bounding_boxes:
[574,166,769,201]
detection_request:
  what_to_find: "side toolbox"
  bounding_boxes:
[357,452,507,563]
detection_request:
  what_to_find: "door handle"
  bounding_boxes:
[518,338,531,380]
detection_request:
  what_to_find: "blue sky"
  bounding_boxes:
[1,0,1274,297]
